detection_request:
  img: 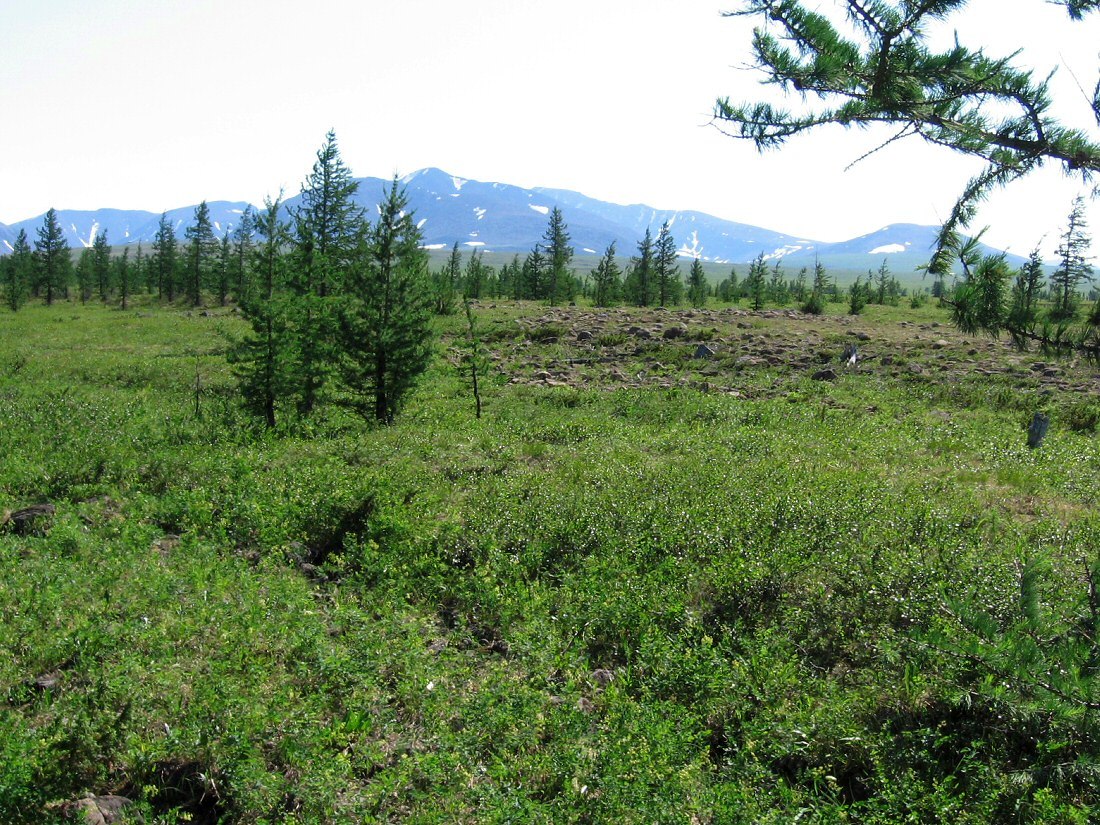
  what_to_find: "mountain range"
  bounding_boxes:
[0,168,1023,272]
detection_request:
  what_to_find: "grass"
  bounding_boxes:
[1,297,1099,822]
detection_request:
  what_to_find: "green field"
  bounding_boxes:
[2,297,1099,823]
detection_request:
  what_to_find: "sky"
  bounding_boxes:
[1,0,1098,261]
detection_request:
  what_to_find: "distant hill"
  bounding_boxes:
[1,170,1022,273]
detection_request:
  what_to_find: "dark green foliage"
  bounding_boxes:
[463,248,485,300]
[291,132,364,415]
[592,242,622,307]
[625,228,655,306]
[687,257,708,307]
[745,253,768,311]
[231,195,293,428]
[184,201,218,307]
[115,247,131,310]
[848,275,867,315]
[4,229,32,311]
[33,208,71,305]
[231,205,255,302]
[1049,196,1093,322]
[337,177,432,424]
[521,245,545,301]
[75,247,94,304]
[717,0,1100,272]
[802,259,829,314]
[92,230,111,303]
[151,213,177,302]
[214,235,232,308]
[950,255,1010,336]
[654,221,681,306]
[431,242,462,314]
[541,207,573,305]
[1008,248,1045,346]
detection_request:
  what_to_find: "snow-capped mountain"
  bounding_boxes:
[0,223,15,254]
[1,171,1021,271]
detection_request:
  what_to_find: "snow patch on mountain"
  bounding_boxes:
[678,230,703,259]
[417,218,428,229]
[452,176,467,191]
[529,204,549,215]
[583,248,596,254]
[869,243,908,254]
[2,241,12,252]
[422,243,446,250]
[464,241,485,247]
[762,244,805,261]
[474,207,486,221]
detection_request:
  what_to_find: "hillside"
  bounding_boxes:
[2,170,1023,272]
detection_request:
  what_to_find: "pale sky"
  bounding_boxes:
[2,0,1098,260]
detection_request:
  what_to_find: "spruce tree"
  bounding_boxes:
[230,195,293,428]
[745,253,768,311]
[431,241,462,314]
[215,234,233,307]
[687,258,708,307]
[463,248,485,300]
[231,206,255,302]
[653,221,680,307]
[151,213,178,302]
[592,242,622,307]
[185,201,218,307]
[291,131,365,415]
[1049,196,1093,322]
[116,247,131,310]
[4,229,32,311]
[802,258,829,315]
[541,207,572,305]
[338,177,432,424]
[626,228,655,307]
[33,208,71,305]
[75,248,94,304]
[92,230,112,302]
[522,245,545,300]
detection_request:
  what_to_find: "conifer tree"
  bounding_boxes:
[151,213,178,301]
[802,258,830,314]
[185,201,218,307]
[33,208,71,305]
[687,258,708,307]
[541,207,573,305]
[1008,248,1045,344]
[75,248,94,304]
[874,259,890,305]
[625,228,655,307]
[592,242,622,307]
[431,241,462,314]
[4,229,32,311]
[231,206,255,302]
[338,177,432,424]
[1049,196,1094,322]
[463,248,485,300]
[291,131,365,415]
[116,247,131,310]
[522,245,545,300]
[92,230,112,302]
[653,221,680,306]
[744,253,768,311]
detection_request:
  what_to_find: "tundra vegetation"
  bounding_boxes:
[2,226,1100,822]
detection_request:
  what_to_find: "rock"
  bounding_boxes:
[908,363,925,375]
[1030,362,1048,372]
[34,672,61,692]
[62,795,133,825]
[812,368,838,381]
[662,326,686,339]
[853,331,871,341]
[693,344,716,359]
[1,503,56,536]
[532,371,552,381]
[590,668,615,687]
[932,339,949,349]
[576,697,596,714]
[1042,368,1061,378]
[576,330,594,341]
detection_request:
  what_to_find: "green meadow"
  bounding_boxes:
[2,298,1099,823]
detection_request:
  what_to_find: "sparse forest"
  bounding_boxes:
[2,12,1100,813]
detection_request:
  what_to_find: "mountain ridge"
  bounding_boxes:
[0,169,1024,271]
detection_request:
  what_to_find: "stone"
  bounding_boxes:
[62,795,133,825]
[662,326,686,339]
[590,668,615,687]
[812,368,838,381]
[693,344,716,359]
[1,503,56,536]
[576,330,594,341]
